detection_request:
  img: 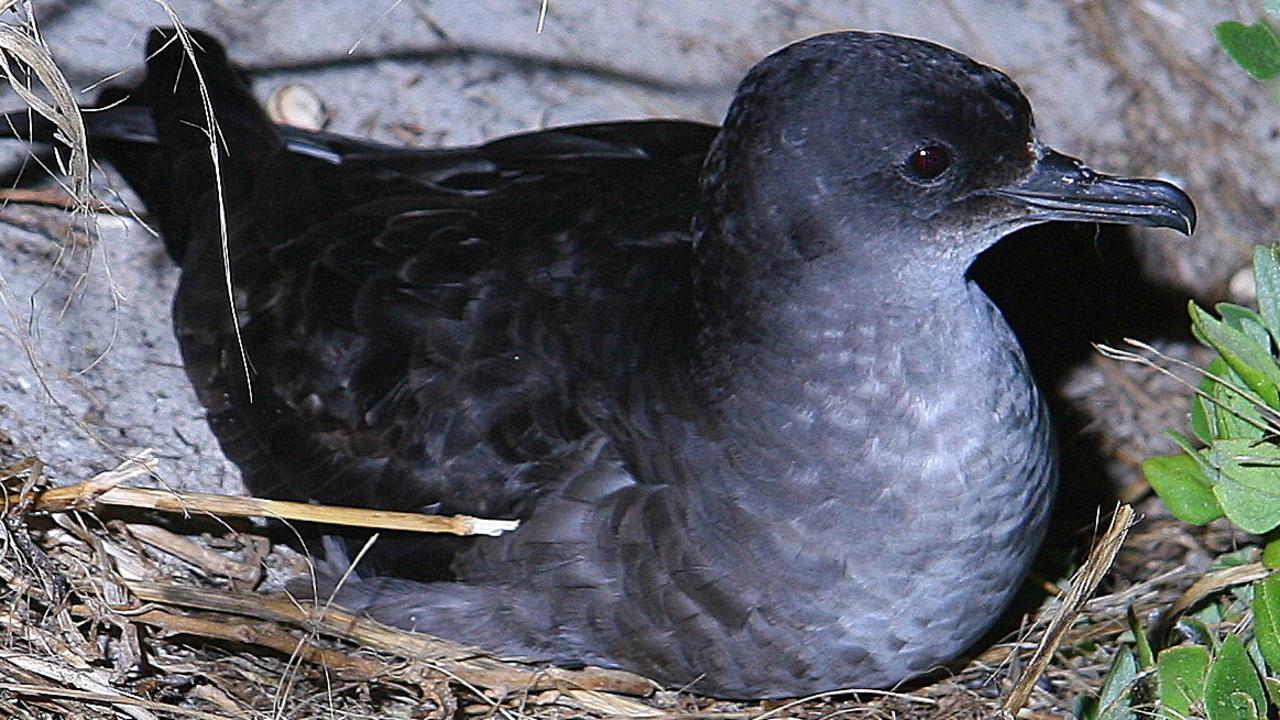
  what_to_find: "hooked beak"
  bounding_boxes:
[991,147,1196,235]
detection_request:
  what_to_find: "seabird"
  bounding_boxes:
[5,27,1194,698]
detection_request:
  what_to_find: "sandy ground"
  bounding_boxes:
[0,0,1271,502]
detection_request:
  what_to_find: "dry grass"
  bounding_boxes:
[0,446,1219,719]
[0,454,664,719]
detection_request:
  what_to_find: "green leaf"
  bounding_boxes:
[1254,245,1280,346]
[1128,606,1155,668]
[1202,438,1280,492]
[1204,635,1266,720]
[1265,539,1280,569]
[1247,636,1268,681]
[1253,574,1280,672]
[1192,360,1244,441]
[1144,453,1224,525]
[1158,645,1210,720]
[1214,693,1262,720]
[1076,697,1099,720]
[1218,303,1273,351]
[1097,646,1138,720]
[1193,395,1215,444]
[1169,431,1207,460]
[1266,677,1280,709]
[1190,301,1280,409]
[1217,21,1280,81]
[1193,360,1236,443]
[1213,547,1263,570]
[1214,477,1280,534]
[1174,617,1219,653]
[1203,439,1280,533]
[1206,362,1271,441]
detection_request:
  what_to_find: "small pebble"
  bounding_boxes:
[267,84,327,131]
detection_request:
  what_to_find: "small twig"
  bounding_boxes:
[1152,562,1271,643]
[0,187,129,215]
[123,580,657,699]
[1000,504,1136,718]
[32,482,518,536]
[127,607,398,679]
[0,655,158,720]
[1098,339,1280,435]
[22,453,518,537]
[748,687,935,720]
[0,682,233,720]
[122,523,261,583]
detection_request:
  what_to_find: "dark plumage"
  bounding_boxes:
[5,28,1194,697]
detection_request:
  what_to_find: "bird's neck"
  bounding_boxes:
[675,215,1043,514]
[645,266,1049,609]
[680,252,1030,508]
[662,262,1052,582]
[690,245,976,395]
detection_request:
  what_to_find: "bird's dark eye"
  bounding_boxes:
[906,144,952,181]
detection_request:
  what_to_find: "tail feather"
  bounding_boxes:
[134,27,283,264]
[141,28,279,168]
[0,28,284,265]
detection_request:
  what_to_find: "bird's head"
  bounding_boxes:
[694,30,1195,296]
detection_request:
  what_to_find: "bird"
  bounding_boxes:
[3,27,1194,698]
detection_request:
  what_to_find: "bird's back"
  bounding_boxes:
[94,31,718,577]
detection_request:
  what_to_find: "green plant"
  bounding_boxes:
[1077,564,1280,720]
[1115,246,1280,719]
[1216,6,1280,108]
[1143,244,1280,539]
[1079,12,1280,720]
[1126,240,1280,719]
[1216,18,1280,81]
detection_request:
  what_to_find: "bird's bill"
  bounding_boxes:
[991,147,1196,235]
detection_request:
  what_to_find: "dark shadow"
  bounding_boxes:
[965,221,1196,646]
[0,145,69,195]
[245,45,724,95]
